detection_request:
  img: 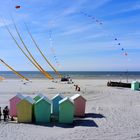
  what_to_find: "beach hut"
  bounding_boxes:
[17,96,35,123]
[52,94,63,115]
[34,93,44,102]
[70,94,86,117]
[131,81,139,90]
[34,96,51,123]
[59,97,74,124]
[9,93,24,117]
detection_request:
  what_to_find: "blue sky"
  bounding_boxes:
[0,0,140,71]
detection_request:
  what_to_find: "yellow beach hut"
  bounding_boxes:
[17,96,35,123]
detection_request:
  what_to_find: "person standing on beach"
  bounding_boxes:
[0,107,2,121]
[74,85,78,91]
[77,86,81,92]
[3,106,9,122]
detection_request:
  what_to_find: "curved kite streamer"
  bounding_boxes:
[2,19,53,80]
[12,20,53,80]
[25,24,62,78]
[49,30,60,67]
[0,59,29,81]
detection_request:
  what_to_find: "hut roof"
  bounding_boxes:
[10,93,24,101]
[59,97,73,105]
[52,94,64,100]
[36,96,52,104]
[24,96,35,104]
[70,94,86,101]
[36,93,44,98]
[132,81,139,84]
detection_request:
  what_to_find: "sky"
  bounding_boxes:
[0,0,140,71]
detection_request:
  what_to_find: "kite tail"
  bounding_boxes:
[0,59,29,81]
[25,23,62,78]
[12,21,53,80]
[2,18,53,80]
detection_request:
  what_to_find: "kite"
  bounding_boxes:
[125,52,128,56]
[15,6,21,9]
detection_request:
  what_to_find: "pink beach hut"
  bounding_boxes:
[9,93,24,117]
[70,94,86,117]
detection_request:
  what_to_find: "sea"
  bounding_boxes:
[0,71,140,80]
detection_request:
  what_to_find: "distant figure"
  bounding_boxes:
[77,86,81,92]
[0,107,2,121]
[3,106,9,122]
[74,85,79,91]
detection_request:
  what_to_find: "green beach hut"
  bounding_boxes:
[59,97,74,124]
[34,96,51,124]
[34,93,44,102]
[17,96,35,123]
[131,81,139,90]
[52,94,63,115]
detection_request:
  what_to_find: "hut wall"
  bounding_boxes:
[10,97,21,117]
[17,100,33,123]
[34,100,51,123]
[59,101,74,124]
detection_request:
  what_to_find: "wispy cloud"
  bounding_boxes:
[119,4,140,14]
[0,18,11,27]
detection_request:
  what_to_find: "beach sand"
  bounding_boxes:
[0,79,140,140]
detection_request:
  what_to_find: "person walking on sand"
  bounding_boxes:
[0,108,1,121]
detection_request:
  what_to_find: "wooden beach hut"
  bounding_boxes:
[34,93,44,102]
[34,96,51,123]
[131,81,139,90]
[70,94,86,117]
[59,97,74,124]
[9,93,24,117]
[52,94,63,115]
[17,96,35,123]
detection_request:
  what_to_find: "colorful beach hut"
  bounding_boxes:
[131,81,139,91]
[59,97,74,124]
[34,93,44,102]
[9,93,24,117]
[34,96,51,123]
[70,94,86,117]
[52,94,63,115]
[17,96,35,123]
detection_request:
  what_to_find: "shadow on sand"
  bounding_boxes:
[73,119,98,127]
[7,113,105,128]
[85,113,105,119]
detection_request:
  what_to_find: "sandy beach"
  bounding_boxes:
[0,78,140,140]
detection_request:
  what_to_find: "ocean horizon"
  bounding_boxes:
[0,71,140,80]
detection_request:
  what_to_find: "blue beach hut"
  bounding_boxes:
[52,94,63,115]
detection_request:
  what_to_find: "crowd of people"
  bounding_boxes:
[0,106,9,122]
